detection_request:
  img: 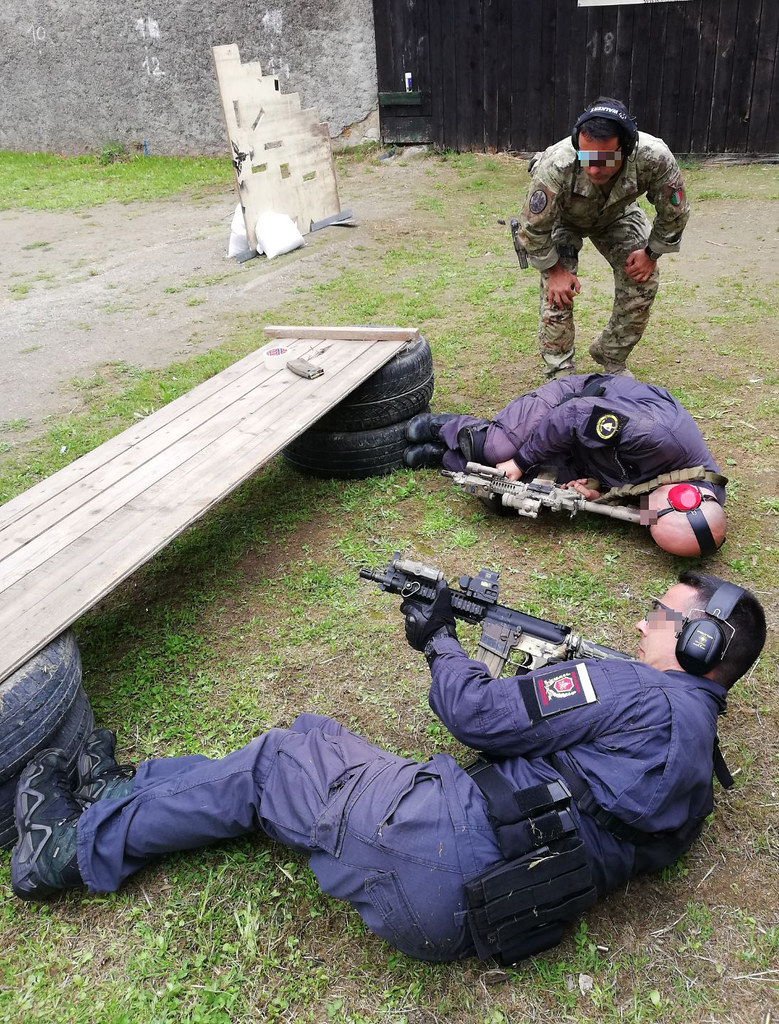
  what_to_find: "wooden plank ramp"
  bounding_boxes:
[0,326,417,685]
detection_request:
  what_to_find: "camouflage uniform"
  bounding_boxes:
[517,132,690,376]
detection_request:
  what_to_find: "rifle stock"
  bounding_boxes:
[360,552,634,677]
[444,462,642,524]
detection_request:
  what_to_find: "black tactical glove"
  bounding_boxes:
[400,579,457,652]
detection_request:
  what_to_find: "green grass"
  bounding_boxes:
[684,163,779,201]
[0,149,777,1024]
[0,151,232,210]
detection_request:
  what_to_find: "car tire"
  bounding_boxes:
[316,336,434,431]
[282,418,412,479]
[0,631,94,849]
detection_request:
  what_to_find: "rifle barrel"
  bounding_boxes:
[581,500,641,524]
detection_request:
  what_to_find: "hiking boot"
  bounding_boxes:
[76,729,135,803]
[405,413,457,444]
[11,749,84,900]
[547,365,576,380]
[588,341,634,378]
[404,443,446,469]
[588,339,607,365]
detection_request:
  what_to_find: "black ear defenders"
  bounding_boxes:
[654,484,721,556]
[675,581,745,675]
[571,100,639,156]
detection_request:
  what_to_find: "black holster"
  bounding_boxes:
[456,422,489,464]
[464,759,597,965]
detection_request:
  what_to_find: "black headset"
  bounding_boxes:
[675,581,745,675]
[571,99,639,156]
[653,484,721,556]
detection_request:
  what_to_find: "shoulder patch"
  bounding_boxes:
[528,189,548,215]
[663,178,686,207]
[519,663,598,723]
[584,405,629,444]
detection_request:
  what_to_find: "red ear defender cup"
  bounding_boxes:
[667,483,703,512]
[653,485,719,555]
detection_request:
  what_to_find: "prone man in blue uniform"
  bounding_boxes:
[404,373,728,557]
[11,572,765,964]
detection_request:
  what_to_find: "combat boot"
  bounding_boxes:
[548,365,576,380]
[76,729,135,803]
[404,443,446,469]
[588,341,634,378]
[405,413,458,444]
[11,749,84,900]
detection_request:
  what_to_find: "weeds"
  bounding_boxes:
[97,141,127,166]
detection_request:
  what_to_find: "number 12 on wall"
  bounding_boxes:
[142,48,165,77]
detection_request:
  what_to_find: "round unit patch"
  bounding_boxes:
[584,405,629,444]
[595,413,620,440]
[528,189,548,215]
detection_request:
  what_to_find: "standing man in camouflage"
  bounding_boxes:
[516,97,690,378]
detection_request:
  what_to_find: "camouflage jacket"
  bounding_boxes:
[517,132,690,270]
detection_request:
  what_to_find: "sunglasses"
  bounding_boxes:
[578,150,622,167]
[646,598,736,652]
[646,598,687,630]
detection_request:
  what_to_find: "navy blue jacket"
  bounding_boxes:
[426,635,728,895]
[494,375,725,502]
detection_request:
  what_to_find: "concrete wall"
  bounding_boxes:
[0,2,379,155]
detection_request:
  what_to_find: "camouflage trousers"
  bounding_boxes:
[538,206,660,375]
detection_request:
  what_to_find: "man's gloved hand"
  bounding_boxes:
[400,579,457,652]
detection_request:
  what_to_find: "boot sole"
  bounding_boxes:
[11,759,60,899]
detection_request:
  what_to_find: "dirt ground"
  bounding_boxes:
[2,154,778,436]
[0,161,425,433]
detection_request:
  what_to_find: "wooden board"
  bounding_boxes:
[0,330,412,685]
[263,325,419,342]
[212,44,341,250]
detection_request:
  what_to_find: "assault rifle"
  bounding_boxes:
[444,462,642,525]
[360,551,634,677]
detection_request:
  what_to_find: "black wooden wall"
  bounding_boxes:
[373,0,779,154]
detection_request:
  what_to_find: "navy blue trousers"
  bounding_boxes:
[438,415,579,481]
[438,415,515,473]
[76,714,500,961]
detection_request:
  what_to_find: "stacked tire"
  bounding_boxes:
[282,336,433,479]
[0,630,93,849]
